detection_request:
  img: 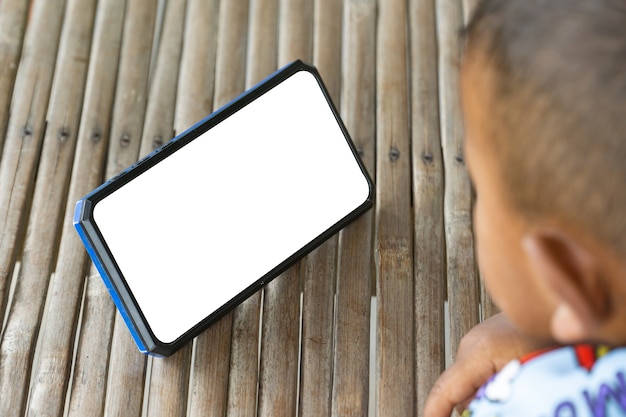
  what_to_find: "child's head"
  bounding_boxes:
[462,0,626,345]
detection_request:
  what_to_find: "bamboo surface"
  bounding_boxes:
[410,0,446,413]
[0,1,483,416]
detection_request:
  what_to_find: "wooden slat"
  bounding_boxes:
[187,317,232,417]
[102,321,149,417]
[257,266,301,417]
[244,0,279,88]
[462,0,481,22]
[186,1,248,416]
[331,1,376,416]
[119,0,191,416]
[312,0,342,103]
[226,293,262,417]
[436,0,480,361]
[458,0,499,322]
[409,0,447,414]
[245,0,279,90]
[145,349,191,417]
[0,0,96,415]
[137,17,187,399]
[0,0,65,341]
[300,232,337,417]
[174,0,219,133]
[21,1,103,415]
[98,1,158,415]
[298,0,342,416]
[144,1,219,416]
[256,2,312,417]
[0,0,31,158]
[224,2,279,416]
[139,0,187,158]
[114,0,188,415]
[211,0,248,108]
[277,0,313,65]
[66,277,116,417]
[104,1,157,179]
[144,2,220,413]
[375,0,415,416]
[59,2,134,416]
[481,275,499,320]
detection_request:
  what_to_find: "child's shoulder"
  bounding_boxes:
[464,345,626,417]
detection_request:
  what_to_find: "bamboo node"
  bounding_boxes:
[20,124,33,138]
[389,147,400,162]
[58,127,70,141]
[119,133,131,147]
[90,128,102,143]
[152,135,164,150]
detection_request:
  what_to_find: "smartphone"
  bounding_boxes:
[74,60,374,356]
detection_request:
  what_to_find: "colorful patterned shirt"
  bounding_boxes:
[464,345,626,417]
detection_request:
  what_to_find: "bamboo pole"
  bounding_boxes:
[99,1,158,415]
[298,0,342,415]
[0,0,31,158]
[375,0,416,416]
[409,0,448,414]
[330,1,376,416]
[436,0,480,363]
[256,1,313,416]
[186,1,248,415]
[224,1,279,415]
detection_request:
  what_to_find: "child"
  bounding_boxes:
[424,0,626,415]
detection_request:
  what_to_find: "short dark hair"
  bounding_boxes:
[464,0,626,255]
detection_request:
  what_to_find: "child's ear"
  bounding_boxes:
[522,232,609,344]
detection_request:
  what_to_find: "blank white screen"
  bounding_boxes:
[93,70,370,343]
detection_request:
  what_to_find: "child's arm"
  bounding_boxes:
[423,313,554,417]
